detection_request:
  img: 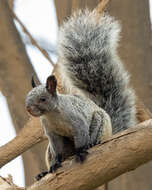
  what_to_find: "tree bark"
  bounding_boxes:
[0,117,46,168]
[26,119,152,190]
[0,1,47,185]
[1,120,152,190]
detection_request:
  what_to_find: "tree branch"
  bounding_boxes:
[95,0,110,17]
[0,176,24,190]
[11,10,55,66]
[0,1,48,183]
[0,117,47,168]
[1,120,152,190]
[26,119,152,190]
[72,0,79,12]
[0,96,151,169]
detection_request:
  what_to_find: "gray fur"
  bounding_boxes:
[58,10,137,134]
[26,87,112,169]
[26,9,137,173]
[89,111,104,146]
[26,85,58,116]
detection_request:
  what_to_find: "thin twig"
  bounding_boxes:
[11,10,55,66]
[96,0,110,14]
[95,0,110,21]
[72,0,79,12]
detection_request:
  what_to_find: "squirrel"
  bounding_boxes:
[26,9,137,180]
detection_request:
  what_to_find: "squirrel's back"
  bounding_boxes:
[57,10,137,134]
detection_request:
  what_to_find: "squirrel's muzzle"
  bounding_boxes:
[26,104,45,117]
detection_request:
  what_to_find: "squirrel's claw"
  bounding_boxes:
[75,147,88,163]
[49,162,62,173]
[35,171,48,181]
[49,154,63,173]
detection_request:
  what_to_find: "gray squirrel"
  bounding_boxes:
[26,9,137,180]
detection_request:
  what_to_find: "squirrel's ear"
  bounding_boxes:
[31,75,37,88]
[46,75,57,96]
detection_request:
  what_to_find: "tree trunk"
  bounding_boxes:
[108,0,152,111]
[0,1,47,185]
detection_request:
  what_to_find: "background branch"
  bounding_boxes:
[0,1,48,184]
[0,176,24,190]
[0,117,47,168]
[95,0,110,21]
[11,10,55,66]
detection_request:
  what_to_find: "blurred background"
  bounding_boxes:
[0,0,152,189]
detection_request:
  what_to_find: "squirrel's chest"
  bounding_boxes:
[40,112,73,137]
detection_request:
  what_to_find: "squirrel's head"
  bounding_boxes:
[26,75,58,117]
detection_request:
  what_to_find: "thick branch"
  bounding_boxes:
[1,120,152,189]
[0,1,47,184]
[0,117,46,168]
[27,119,152,190]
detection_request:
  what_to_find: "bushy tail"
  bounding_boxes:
[58,10,137,134]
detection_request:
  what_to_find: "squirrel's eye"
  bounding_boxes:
[40,96,46,102]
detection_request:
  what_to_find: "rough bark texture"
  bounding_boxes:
[1,120,152,190]
[0,117,46,168]
[25,119,152,190]
[0,1,47,185]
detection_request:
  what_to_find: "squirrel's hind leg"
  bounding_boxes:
[89,111,104,147]
[89,111,112,147]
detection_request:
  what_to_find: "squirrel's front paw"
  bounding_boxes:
[35,171,48,181]
[49,154,62,173]
[75,147,88,163]
[49,162,62,173]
